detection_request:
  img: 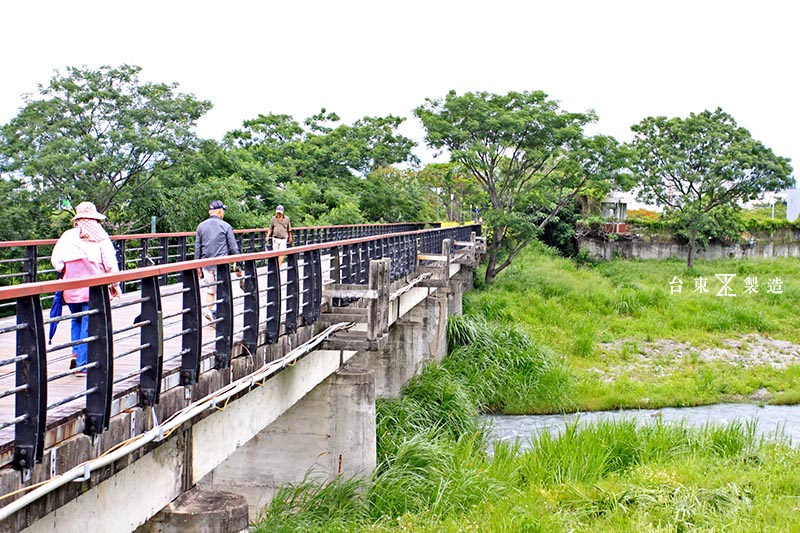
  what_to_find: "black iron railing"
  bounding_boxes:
[0,224,479,473]
[0,222,437,291]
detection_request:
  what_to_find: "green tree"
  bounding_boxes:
[360,167,437,222]
[417,162,480,223]
[0,64,212,231]
[0,176,52,241]
[627,108,794,267]
[225,110,417,188]
[415,90,626,283]
[128,139,272,233]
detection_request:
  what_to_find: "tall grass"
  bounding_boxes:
[253,246,800,531]
[464,246,800,411]
[252,474,368,533]
[445,314,574,413]
[255,415,800,532]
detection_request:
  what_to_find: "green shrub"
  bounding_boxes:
[445,315,574,413]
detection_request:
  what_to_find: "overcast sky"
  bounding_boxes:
[1,0,796,184]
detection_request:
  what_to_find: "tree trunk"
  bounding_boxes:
[686,228,698,268]
[485,244,499,284]
[484,225,504,284]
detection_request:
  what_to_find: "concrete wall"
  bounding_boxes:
[199,368,375,516]
[579,235,800,261]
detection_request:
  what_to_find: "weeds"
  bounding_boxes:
[445,315,574,413]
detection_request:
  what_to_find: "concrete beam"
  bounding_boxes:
[14,347,356,533]
[199,368,375,515]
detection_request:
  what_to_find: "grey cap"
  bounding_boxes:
[276,205,284,213]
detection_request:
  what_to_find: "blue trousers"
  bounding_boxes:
[67,302,90,367]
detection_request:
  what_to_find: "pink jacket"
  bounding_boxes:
[51,228,119,304]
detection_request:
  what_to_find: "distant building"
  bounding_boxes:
[600,194,627,234]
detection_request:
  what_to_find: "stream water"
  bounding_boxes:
[484,403,800,450]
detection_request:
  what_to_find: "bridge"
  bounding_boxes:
[0,222,483,532]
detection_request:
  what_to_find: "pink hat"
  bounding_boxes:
[72,201,106,221]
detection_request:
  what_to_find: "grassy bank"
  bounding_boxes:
[466,244,800,411]
[253,248,800,531]
[254,345,800,532]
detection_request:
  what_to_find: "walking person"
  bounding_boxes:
[50,201,120,375]
[195,200,241,322]
[266,205,292,269]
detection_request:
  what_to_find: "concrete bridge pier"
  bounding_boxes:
[345,264,473,399]
[345,289,446,399]
[135,488,249,533]
[197,367,376,516]
[446,263,474,316]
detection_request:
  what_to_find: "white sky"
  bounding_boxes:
[1,0,796,184]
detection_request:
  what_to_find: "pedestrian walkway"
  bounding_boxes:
[0,265,286,452]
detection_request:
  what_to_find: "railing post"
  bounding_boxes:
[84,285,113,436]
[177,236,188,263]
[284,253,299,334]
[180,268,202,386]
[23,245,38,283]
[138,276,163,407]
[241,259,259,358]
[116,239,127,278]
[159,236,169,286]
[310,249,322,323]
[139,238,150,268]
[263,256,281,344]
[329,245,343,308]
[13,296,47,472]
[301,250,321,325]
[214,264,234,369]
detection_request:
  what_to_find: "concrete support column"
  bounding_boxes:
[349,302,424,398]
[446,265,473,317]
[347,284,450,397]
[198,368,375,515]
[136,488,248,533]
[424,290,449,363]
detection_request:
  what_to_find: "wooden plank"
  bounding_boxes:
[417,254,447,262]
[322,288,378,299]
[319,313,368,324]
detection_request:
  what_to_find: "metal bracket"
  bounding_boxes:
[50,447,58,478]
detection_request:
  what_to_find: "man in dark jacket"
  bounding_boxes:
[195,200,240,321]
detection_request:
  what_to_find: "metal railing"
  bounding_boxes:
[0,224,479,473]
[0,222,437,291]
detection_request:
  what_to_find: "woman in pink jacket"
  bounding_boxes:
[50,202,120,374]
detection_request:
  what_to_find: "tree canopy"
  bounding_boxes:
[0,64,212,231]
[627,108,794,267]
[225,110,417,184]
[416,90,627,283]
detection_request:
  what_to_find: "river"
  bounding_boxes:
[484,403,800,450]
